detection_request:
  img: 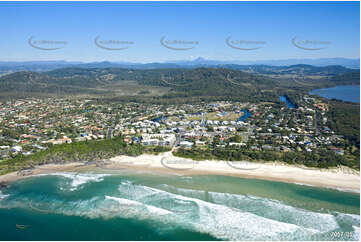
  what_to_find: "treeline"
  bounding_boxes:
[0,136,171,175]
[327,100,360,147]
[173,146,357,169]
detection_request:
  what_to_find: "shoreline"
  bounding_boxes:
[0,152,359,193]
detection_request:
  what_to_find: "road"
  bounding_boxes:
[107,127,113,139]
[314,111,320,135]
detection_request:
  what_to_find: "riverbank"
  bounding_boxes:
[0,152,359,193]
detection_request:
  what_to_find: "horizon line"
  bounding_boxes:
[0,57,360,64]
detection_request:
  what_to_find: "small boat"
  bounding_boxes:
[16,224,28,229]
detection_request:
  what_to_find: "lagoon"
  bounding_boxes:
[309,85,360,103]
[280,96,296,108]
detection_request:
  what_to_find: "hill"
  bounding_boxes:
[0,66,359,102]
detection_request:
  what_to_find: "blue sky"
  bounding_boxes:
[0,1,359,62]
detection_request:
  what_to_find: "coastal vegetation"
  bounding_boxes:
[327,101,360,146]
[1,136,356,177]
[173,146,356,169]
[0,136,171,175]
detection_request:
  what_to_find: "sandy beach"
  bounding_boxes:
[0,151,359,193]
[0,162,85,184]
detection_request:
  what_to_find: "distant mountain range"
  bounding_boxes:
[166,57,360,69]
[0,58,359,76]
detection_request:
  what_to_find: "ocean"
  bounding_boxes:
[0,171,359,241]
[309,85,360,103]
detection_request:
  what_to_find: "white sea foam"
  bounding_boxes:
[157,184,206,200]
[104,195,172,216]
[209,191,341,233]
[118,181,161,200]
[333,212,360,228]
[294,182,316,187]
[0,190,9,200]
[1,177,359,241]
[114,183,322,240]
[148,183,360,240]
[352,225,360,241]
[38,172,111,191]
[295,182,359,193]
[44,180,357,240]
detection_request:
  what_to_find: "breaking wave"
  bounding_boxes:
[36,172,111,191]
[0,190,9,200]
[0,173,359,241]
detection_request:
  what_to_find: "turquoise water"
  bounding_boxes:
[0,171,359,241]
[309,85,360,103]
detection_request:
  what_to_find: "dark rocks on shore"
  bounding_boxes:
[0,182,10,189]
